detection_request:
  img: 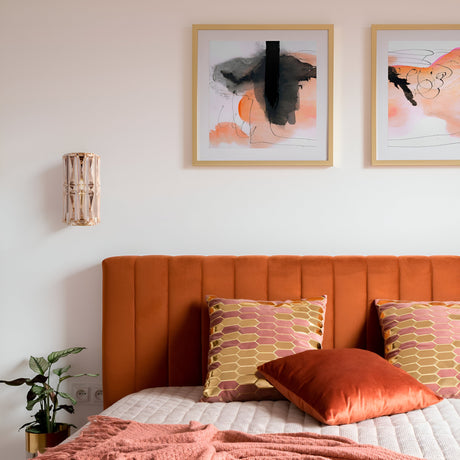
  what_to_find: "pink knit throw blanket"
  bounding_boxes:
[37,415,420,460]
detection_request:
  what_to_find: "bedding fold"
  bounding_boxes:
[37,415,422,459]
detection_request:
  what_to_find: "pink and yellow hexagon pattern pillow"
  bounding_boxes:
[201,295,327,402]
[375,299,460,398]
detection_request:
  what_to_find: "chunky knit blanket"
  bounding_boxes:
[37,415,421,459]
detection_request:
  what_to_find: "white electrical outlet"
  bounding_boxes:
[71,384,103,404]
[93,387,103,403]
[73,384,90,403]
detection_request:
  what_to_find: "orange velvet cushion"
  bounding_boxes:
[257,348,442,425]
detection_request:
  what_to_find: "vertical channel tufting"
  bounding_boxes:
[134,256,169,390]
[234,256,269,299]
[333,256,368,349]
[366,256,399,354]
[202,256,236,299]
[201,256,236,382]
[432,256,460,300]
[103,254,460,408]
[102,256,137,408]
[267,256,302,300]
[168,256,203,386]
[399,256,433,300]
[301,257,334,349]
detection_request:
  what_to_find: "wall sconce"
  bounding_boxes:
[63,152,100,226]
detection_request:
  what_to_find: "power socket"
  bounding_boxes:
[93,387,103,403]
[72,384,90,403]
[72,384,103,404]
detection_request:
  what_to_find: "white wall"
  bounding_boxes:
[1,0,460,456]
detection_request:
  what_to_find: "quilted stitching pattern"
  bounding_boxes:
[100,386,460,460]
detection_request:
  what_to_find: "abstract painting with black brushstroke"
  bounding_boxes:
[193,26,332,165]
[373,25,460,164]
[388,42,460,150]
[209,40,318,149]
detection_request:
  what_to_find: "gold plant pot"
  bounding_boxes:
[25,423,70,455]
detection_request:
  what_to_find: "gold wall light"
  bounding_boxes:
[63,153,100,226]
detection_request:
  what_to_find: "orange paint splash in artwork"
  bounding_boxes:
[290,52,317,68]
[209,122,249,147]
[389,47,460,137]
[237,91,274,148]
[388,84,424,137]
[238,94,252,123]
[418,48,460,136]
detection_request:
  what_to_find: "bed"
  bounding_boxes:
[45,256,460,459]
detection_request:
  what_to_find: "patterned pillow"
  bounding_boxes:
[201,295,327,402]
[375,299,460,398]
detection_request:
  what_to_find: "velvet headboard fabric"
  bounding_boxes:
[102,255,460,408]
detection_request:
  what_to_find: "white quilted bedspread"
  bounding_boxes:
[100,386,460,460]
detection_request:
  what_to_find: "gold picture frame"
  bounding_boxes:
[192,24,333,166]
[372,24,460,165]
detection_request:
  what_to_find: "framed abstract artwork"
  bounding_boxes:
[192,24,333,166]
[372,24,460,165]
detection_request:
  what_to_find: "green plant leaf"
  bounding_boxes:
[56,404,74,414]
[0,377,29,386]
[26,388,35,402]
[0,374,46,387]
[31,385,45,396]
[19,421,35,431]
[26,395,45,411]
[53,365,71,377]
[59,372,99,383]
[29,374,47,385]
[29,356,49,375]
[47,347,85,364]
[57,391,76,405]
[24,425,43,434]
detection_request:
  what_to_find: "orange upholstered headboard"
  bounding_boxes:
[102,255,460,408]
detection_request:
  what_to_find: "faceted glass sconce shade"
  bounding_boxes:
[63,153,100,226]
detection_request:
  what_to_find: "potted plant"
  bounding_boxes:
[0,346,98,455]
